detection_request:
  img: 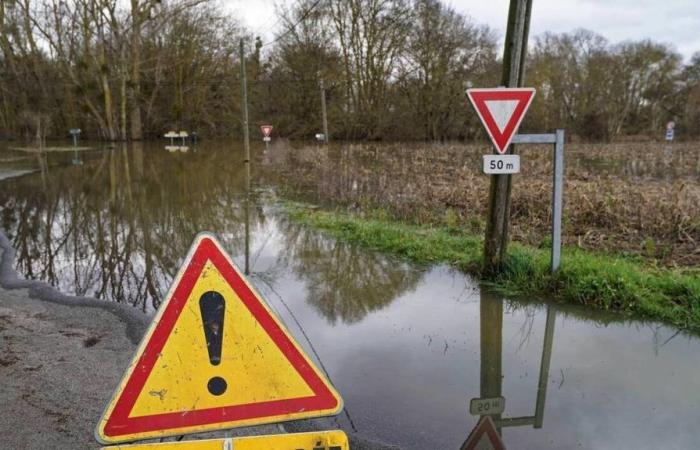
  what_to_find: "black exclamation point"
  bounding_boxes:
[199,291,227,396]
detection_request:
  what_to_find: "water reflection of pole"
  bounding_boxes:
[534,306,555,428]
[240,38,251,276]
[471,293,557,438]
[244,150,251,276]
[480,291,503,432]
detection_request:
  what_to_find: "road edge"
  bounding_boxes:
[0,230,149,343]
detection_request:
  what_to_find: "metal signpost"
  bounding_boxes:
[164,131,189,153]
[69,128,81,147]
[467,87,565,272]
[69,128,82,165]
[260,124,273,147]
[96,234,343,445]
[666,121,675,142]
[512,131,565,271]
[164,131,178,145]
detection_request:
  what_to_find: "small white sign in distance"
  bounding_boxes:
[263,136,271,142]
[469,396,505,416]
[483,154,520,174]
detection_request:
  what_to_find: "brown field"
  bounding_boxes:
[265,141,700,267]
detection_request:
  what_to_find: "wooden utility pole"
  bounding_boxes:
[483,0,533,273]
[240,38,251,164]
[240,38,251,275]
[320,77,329,144]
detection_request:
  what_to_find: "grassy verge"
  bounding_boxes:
[285,202,700,332]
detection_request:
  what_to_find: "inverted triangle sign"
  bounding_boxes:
[96,233,342,444]
[461,416,506,450]
[467,88,535,154]
[260,125,273,137]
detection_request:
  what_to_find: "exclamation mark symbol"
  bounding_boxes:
[199,291,227,396]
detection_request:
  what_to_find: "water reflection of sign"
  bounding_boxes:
[165,145,189,153]
[470,396,505,416]
[466,88,535,154]
[95,233,343,444]
[98,430,349,450]
[461,416,506,450]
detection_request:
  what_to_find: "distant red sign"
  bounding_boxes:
[467,88,535,154]
[260,125,273,138]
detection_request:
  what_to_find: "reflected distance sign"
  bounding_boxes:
[469,396,505,416]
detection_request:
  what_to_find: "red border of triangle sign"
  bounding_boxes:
[467,88,535,154]
[260,125,273,138]
[95,233,342,444]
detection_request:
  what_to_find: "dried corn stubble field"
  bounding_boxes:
[266,141,700,267]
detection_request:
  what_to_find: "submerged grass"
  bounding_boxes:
[285,202,700,331]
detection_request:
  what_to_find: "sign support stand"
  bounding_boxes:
[509,131,565,272]
[320,77,329,145]
[551,130,564,272]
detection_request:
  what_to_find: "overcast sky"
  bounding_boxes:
[223,0,700,61]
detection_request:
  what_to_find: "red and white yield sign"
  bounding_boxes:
[467,88,535,154]
[462,416,506,450]
[260,124,273,138]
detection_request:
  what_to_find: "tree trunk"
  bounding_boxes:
[129,0,144,140]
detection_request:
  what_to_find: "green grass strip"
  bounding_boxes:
[284,202,700,331]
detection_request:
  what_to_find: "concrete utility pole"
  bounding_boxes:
[483,0,533,273]
[320,77,330,144]
[240,38,251,275]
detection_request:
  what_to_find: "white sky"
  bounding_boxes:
[222,0,700,61]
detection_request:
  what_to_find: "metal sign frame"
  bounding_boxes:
[511,130,565,272]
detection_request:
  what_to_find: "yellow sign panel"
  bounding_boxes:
[102,430,350,450]
[96,233,343,444]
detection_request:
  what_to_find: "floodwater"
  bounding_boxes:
[1,141,699,449]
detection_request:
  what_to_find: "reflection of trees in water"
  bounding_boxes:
[275,218,423,325]
[0,143,266,311]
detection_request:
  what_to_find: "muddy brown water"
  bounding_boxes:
[0,141,699,449]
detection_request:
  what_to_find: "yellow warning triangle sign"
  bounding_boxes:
[96,233,343,444]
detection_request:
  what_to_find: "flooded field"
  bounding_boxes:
[1,141,700,449]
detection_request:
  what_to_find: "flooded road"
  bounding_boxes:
[0,141,699,449]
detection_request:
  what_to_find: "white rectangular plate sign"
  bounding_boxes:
[483,154,520,174]
[469,396,506,416]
